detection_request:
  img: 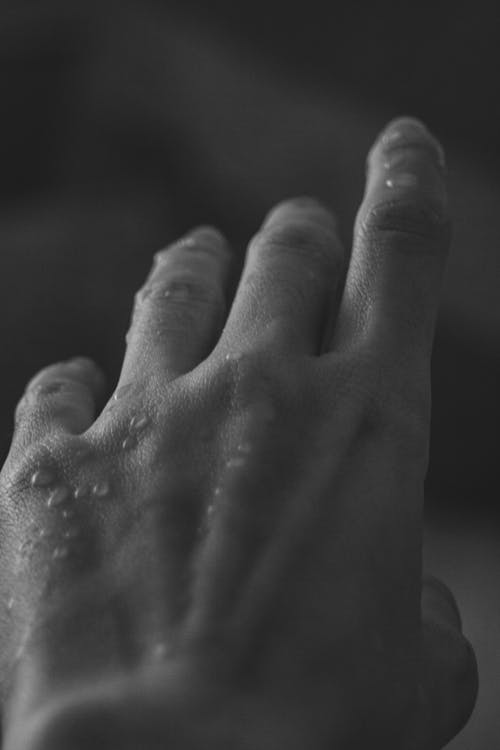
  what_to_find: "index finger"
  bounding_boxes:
[330,117,450,366]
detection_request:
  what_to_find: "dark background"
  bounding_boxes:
[0,1,498,746]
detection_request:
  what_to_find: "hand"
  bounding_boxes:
[0,117,477,750]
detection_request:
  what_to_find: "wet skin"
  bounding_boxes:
[0,118,477,749]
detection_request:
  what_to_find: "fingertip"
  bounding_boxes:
[64,357,108,400]
[369,116,446,171]
[262,196,339,233]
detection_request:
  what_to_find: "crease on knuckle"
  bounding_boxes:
[359,198,449,245]
[163,278,224,308]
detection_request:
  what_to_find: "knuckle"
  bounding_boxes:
[163,278,222,306]
[359,197,450,245]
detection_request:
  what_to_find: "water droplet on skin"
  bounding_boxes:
[385,174,419,189]
[63,526,81,540]
[237,442,253,454]
[47,486,71,508]
[52,546,69,560]
[92,480,110,498]
[225,353,242,363]
[62,508,76,520]
[113,383,133,401]
[6,596,15,611]
[214,486,222,497]
[163,282,192,301]
[122,435,137,450]
[130,414,149,431]
[31,468,56,488]
[226,457,246,469]
[381,129,403,147]
[73,485,89,500]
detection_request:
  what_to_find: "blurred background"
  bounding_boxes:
[0,0,498,746]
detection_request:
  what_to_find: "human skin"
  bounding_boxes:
[0,117,477,749]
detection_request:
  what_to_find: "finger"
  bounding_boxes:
[217,197,345,358]
[330,117,450,364]
[118,227,232,387]
[408,574,478,749]
[13,357,107,447]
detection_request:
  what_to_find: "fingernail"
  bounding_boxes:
[366,117,447,211]
[263,196,338,230]
[422,574,462,632]
[376,116,446,171]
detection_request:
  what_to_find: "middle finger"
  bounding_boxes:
[216,198,345,358]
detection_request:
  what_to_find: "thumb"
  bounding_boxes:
[407,574,479,749]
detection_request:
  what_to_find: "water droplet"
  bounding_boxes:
[31,468,55,488]
[385,174,419,189]
[214,486,222,497]
[52,545,69,560]
[62,508,76,520]
[17,538,33,553]
[122,435,137,450]
[163,281,192,301]
[92,480,110,498]
[63,526,81,540]
[73,485,89,500]
[47,486,71,508]
[130,414,149,431]
[226,457,246,469]
[381,129,403,147]
[153,249,169,266]
[237,442,253,454]
[38,527,49,538]
[225,353,242,362]
[113,383,133,401]
[6,596,14,611]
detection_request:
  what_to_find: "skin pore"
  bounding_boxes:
[0,117,477,750]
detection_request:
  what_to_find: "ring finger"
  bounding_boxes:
[117,226,233,389]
